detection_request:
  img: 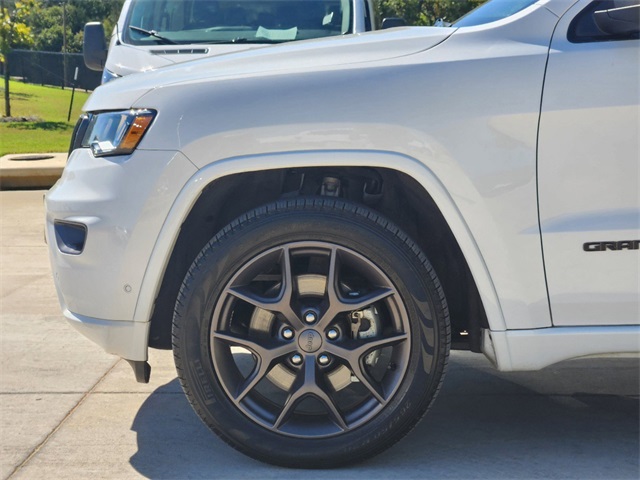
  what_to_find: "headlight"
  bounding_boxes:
[82,109,156,157]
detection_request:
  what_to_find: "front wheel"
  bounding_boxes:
[172,198,450,467]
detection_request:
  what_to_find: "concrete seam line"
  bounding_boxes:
[6,358,122,479]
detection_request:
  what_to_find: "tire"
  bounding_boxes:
[172,198,450,468]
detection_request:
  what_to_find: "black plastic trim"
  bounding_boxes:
[54,221,87,255]
[68,114,91,156]
[126,360,151,383]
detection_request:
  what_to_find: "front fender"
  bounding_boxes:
[132,149,507,335]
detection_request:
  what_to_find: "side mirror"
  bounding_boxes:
[381,17,406,30]
[83,22,107,72]
[594,4,640,36]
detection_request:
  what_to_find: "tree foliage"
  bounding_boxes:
[1,0,36,116]
[1,0,34,61]
[376,0,485,26]
[28,0,123,53]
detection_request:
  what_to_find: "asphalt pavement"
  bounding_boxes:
[1,189,638,479]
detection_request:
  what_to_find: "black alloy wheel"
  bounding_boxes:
[173,198,450,467]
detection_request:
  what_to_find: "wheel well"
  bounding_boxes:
[149,167,488,351]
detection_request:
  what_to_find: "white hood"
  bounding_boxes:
[83,27,455,112]
[105,42,262,77]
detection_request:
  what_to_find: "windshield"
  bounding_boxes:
[453,0,539,27]
[123,0,354,45]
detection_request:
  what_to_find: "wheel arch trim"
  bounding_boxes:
[132,149,507,333]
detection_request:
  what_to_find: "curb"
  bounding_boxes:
[0,153,67,190]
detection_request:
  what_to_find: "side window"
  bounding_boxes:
[569,0,640,43]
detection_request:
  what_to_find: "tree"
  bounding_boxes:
[420,0,485,25]
[31,0,123,53]
[376,0,485,26]
[1,0,35,116]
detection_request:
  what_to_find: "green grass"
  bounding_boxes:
[0,81,91,156]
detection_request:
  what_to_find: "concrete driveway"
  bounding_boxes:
[1,190,638,479]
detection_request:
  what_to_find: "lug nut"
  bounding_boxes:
[304,311,317,324]
[291,354,303,365]
[327,329,339,340]
[318,354,330,366]
[282,328,294,340]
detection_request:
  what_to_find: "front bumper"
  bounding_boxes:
[64,309,150,361]
[45,147,197,361]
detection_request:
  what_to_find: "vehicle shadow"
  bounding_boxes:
[129,356,639,479]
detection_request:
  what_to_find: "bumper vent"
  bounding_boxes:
[54,221,87,255]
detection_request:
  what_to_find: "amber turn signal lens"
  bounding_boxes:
[120,114,154,151]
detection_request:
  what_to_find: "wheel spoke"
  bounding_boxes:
[273,382,305,429]
[348,332,409,359]
[227,249,305,329]
[324,332,408,404]
[227,286,280,311]
[313,383,348,431]
[234,360,271,402]
[213,331,296,368]
[274,355,347,432]
[317,246,395,330]
[280,246,294,307]
[278,247,307,329]
[316,247,340,330]
[213,331,297,401]
[341,287,395,312]
[324,331,408,362]
[346,361,386,404]
[273,359,310,429]
[325,246,340,306]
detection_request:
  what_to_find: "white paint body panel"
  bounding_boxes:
[538,0,640,326]
[485,326,640,371]
[105,36,259,77]
[47,0,640,368]
[46,149,198,321]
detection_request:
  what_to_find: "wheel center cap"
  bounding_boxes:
[298,329,322,353]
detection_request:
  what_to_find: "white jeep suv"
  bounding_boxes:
[46,0,639,467]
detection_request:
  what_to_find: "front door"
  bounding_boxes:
[538,0,639,326]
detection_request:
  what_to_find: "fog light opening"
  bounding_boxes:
[54,221,87,255]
